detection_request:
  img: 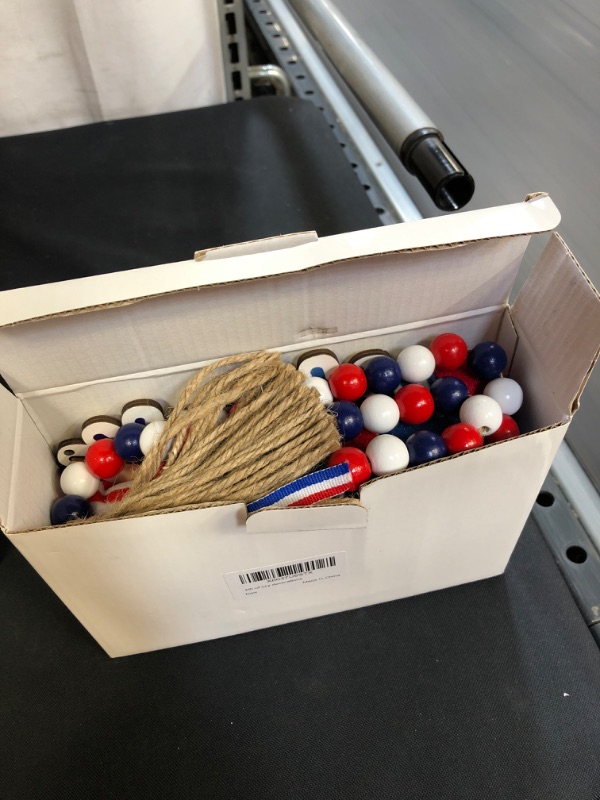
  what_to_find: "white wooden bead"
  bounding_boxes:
[139,420,168,456]
[59,461,101,499]
[397,345,436,383]
[360,394,400,434]
[305,375,334,405]
[459,395,503,435]
[365,435,409,475]
[483,377,523,415]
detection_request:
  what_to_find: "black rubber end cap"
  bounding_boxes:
[401,130,475,211]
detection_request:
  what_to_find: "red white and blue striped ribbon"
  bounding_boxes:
[247,463,354,513]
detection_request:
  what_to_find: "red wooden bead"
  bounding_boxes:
[104,482,132,503]
[85,438,125,480]
[394,384,435,425]
[429,333,468,370]
[485,414,520,442]
[328,364,368,402]
[442,423,484,454]
[434,365,485,396]
[88,489,107,504]
[346,428,378,452]
[327,446,372,489]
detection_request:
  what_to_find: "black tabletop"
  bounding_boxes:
[1,97,599,800]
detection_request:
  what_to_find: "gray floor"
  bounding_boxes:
[335,0,600,488]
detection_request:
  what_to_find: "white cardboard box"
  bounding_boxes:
[1,194,599,657]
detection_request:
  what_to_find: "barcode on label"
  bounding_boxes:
[224,551,346,599]
[239,556,337,585]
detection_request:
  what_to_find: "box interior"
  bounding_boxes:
[3,305,516,533]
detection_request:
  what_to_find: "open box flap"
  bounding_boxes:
[0,194,560,325]
[512,233,600,424]
[0,195,560,394]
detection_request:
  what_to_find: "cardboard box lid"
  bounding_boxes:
[0,195,561,394]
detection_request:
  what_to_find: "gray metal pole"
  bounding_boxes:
[286,0,474,210]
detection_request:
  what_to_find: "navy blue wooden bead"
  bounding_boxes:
[467,342,507,380]
[406,430,448,465]
[364,355,402,395]
[388,420,421,442]
[425,413,460,436]
[113,422,145,462]
[50,494,92,526]
[431,377,469,415]
[329,401,363,441]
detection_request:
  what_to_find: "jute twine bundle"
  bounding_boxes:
[104,351,340,519]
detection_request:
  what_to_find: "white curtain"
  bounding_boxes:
[0,0,227,137]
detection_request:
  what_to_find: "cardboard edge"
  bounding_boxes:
[553,234,600,414]
[359,421,569,494]
[7,501,248,536]
[195,230,319,260]
[8,424,569,535]
[571,352,600,414]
